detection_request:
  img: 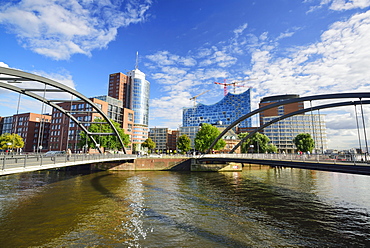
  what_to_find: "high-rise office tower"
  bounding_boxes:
[108,72,130,107]
[108,67,150,148]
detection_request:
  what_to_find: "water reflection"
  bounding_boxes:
[0,167,369,247]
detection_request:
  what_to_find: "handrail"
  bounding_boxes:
[0,153,137,176]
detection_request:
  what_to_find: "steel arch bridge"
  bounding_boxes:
[0,67,127,154]
[206,92,370,154]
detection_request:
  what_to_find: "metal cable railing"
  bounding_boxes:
[201,153,367,165]
[0,153,137,175]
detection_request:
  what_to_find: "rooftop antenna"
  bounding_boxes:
[135,51,139,70]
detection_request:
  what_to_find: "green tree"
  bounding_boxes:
[142,138,156,152]
[132,143,139,154]
[237,132,250,153]
[266,143,278,153]
[194,123,226,153]
[237,132,270,153]
[177,134,191,154]
[0,133,24,151]
[78,118,130,150]
[293,133,315,153]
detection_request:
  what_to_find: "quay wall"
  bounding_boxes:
[91,157,243,172]
[91,157,191,171]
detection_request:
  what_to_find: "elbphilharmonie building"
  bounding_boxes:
[183,89,252,128]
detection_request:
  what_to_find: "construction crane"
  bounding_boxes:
[189,90,209,106]
[214,78,257,96]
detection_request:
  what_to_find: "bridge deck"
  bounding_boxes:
[0,154,136,176]
[3,153,369,176]
[197,154,370,175]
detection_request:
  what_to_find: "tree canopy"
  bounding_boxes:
[237,132,250,153]
[194,123,226,153]
[293,133,315,153]
[177,134,191,154]
[0,133,24,150]
[237,132,270,153]
[78,118,130,150]
[141,138,156,152]
[266,143,278,153]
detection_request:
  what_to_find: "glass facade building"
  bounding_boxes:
[262,114,327,153]
[183,89,252,128]
[1,116,13,134]
[126,69,150,146]
[127,69,150,126]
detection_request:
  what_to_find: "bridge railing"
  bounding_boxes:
[1,153,137,172]
[202,153,367,165]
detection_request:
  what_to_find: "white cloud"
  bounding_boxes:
[0,64,78,116]
[0,0,152,60]
[199,47,237,68]
[244,11,370,149]
[149,91,193,128]
[146,8,370,149]
[146,51,197,67]
[234,23,248,36]
[0,62,9,68]
[249,10,370,101]
[329,0,370,10]
[308,0,370,12]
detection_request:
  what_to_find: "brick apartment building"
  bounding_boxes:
[1,113,52,152]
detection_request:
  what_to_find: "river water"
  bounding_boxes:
[0,165,370,247]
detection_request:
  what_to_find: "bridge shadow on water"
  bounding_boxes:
[92,169,370,247]
[90,173,252,247]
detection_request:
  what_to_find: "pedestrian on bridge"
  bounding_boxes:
[67,148,72,161]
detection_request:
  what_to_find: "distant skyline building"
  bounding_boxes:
[182,89,252,128]
[179,126,200,149]
[149,127,169,152]
[259,94,327,153]
[149,128,179,152]
[259,94,304,124]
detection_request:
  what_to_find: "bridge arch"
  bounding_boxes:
[206,92,370,154]
[0,67,127,154]
[230,99,370,153]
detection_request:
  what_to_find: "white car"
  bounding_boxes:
[149,154,162,158]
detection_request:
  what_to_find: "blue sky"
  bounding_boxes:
[1,0,370,149]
